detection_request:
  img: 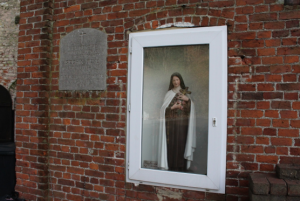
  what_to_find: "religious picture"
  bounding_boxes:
[141,45,209,175]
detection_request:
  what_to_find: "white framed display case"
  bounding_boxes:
[126,26,227,193]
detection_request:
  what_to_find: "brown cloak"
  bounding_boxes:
[165,96,191,172]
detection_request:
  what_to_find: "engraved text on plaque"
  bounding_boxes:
[59,28,107,90]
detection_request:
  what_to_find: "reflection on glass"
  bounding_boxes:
[142,45,209,175]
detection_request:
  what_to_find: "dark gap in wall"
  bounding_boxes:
[284,0,300,5]
[14,16,20,25]
[0,86,16,196]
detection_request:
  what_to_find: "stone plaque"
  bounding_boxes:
[59,28,107,90]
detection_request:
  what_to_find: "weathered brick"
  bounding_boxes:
[237,0,264,5]
[278,47,300,55]
[285,179,300,196]
[277,83,300,91]
[257,155,278,164]
[276,164,300,180]
[81,2,98,10]
[242,93,263,100]
[249,192,270,201]
[249,173,270,195]
[287,196,300,201]
[250,13,277,21]
[267,176,287,196]
[280,11,300,20]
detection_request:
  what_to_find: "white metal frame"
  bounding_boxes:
[126,26,227,193]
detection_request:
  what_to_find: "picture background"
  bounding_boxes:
[142,45,209,175]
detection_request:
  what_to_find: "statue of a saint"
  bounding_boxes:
[158,72,196,172]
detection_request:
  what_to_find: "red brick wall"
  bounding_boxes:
[16,0,300,200]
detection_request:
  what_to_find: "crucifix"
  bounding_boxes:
[79,31,86,45]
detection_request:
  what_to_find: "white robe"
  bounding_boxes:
[157,90,196,170]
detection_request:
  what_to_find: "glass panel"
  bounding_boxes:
[141,45,209,175]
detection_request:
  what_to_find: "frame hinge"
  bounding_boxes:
[128,104,131,112]
[129,40,132,54]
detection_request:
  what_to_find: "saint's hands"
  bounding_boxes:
[171,100,183,110]
[171,93,189,110]
[177,93,189,102]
